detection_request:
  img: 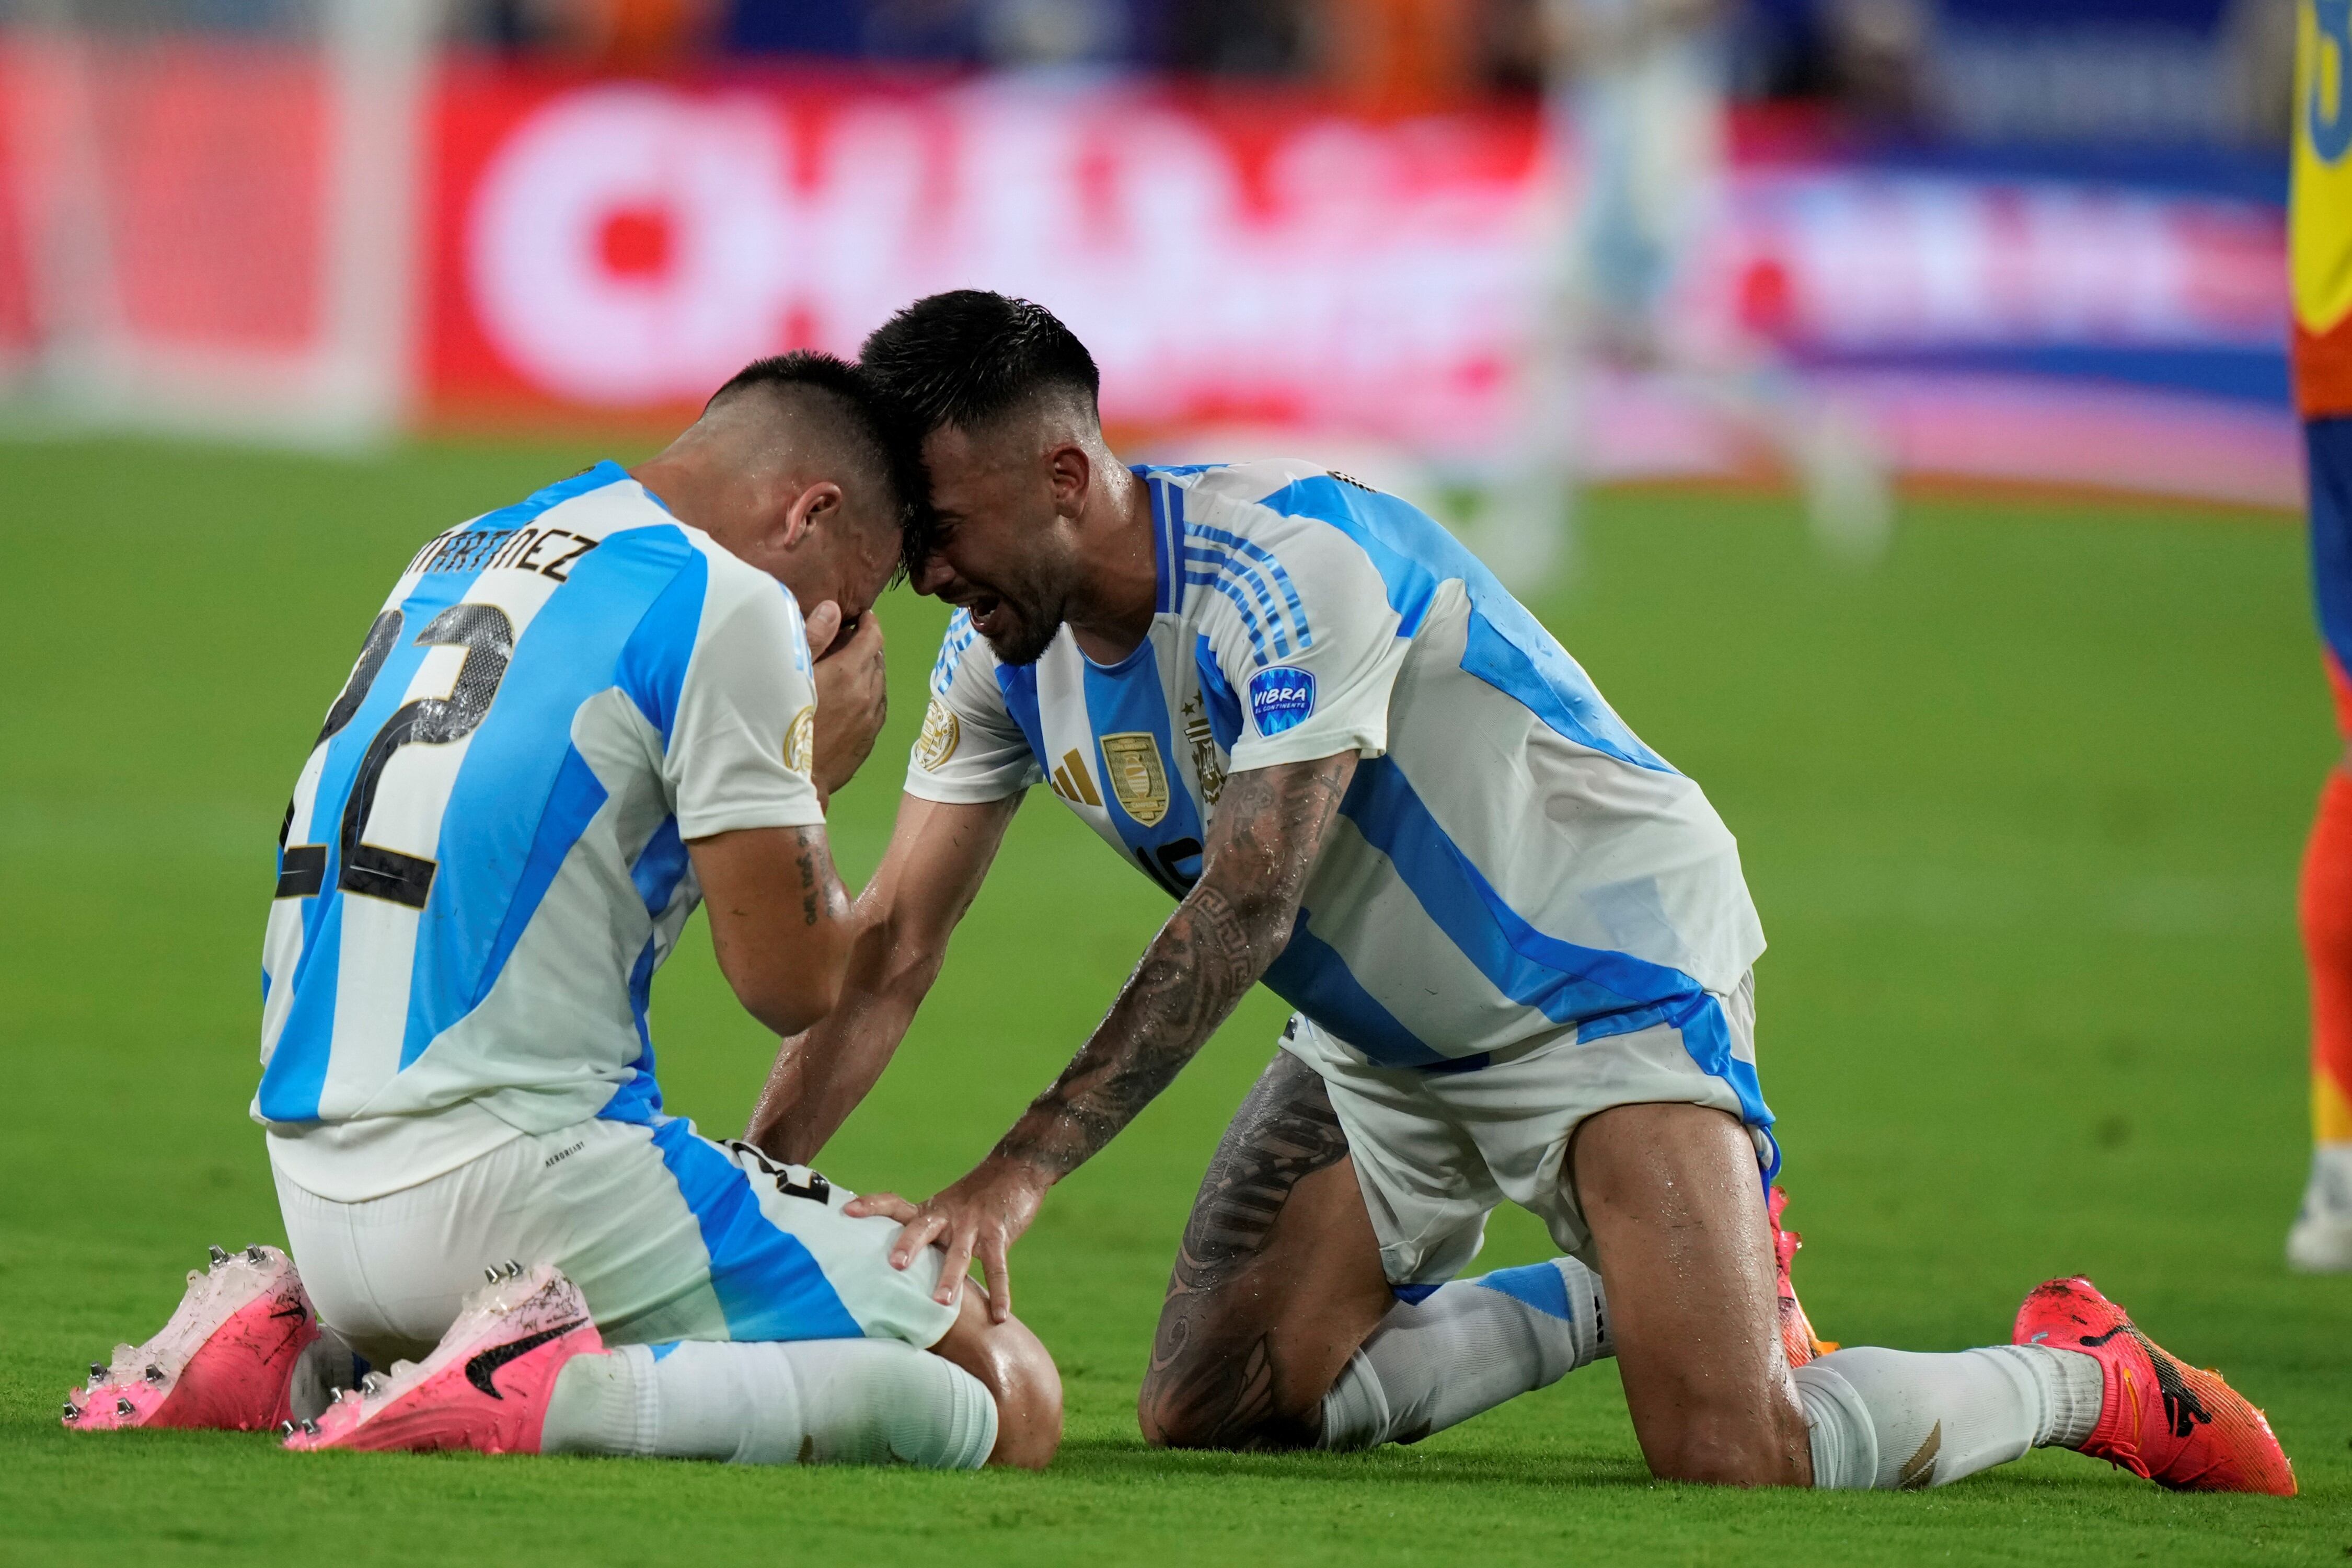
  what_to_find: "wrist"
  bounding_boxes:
[980,1146,1057,1193]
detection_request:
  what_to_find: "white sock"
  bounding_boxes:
[1793,1345,2104,1489]
[541,1340,998,1468]
[288,1330,365,1423]
[1318,1258,1609,1450]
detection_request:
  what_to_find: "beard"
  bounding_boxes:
[973,571,1067,666]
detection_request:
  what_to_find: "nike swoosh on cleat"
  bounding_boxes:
[464,1321,584,1400]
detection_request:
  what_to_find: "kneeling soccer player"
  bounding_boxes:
[754,292,2292,1494]
[62,354,1060,1469]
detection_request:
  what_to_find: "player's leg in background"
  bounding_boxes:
[1138,1047,1611,1451]
[2291,413,2352,1273]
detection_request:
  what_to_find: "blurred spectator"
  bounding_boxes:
[722,0,1146,64]
[1167,0,1308,73]
[459,0,717,66]
[1319,0,1482,113]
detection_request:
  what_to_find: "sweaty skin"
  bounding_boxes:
[755,388,1811,1482]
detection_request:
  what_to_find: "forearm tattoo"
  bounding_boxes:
[1141,1051,1351,1449]
[994,752,1354,1180]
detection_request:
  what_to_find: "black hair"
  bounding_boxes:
[706,350,927,581]
[857,291,1100,439]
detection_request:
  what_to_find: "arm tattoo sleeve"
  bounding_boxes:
[991,751,1355,1180]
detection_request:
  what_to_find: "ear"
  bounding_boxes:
[779,481,843,552]
[1044,441,1092,518]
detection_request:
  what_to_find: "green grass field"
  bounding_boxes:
[3,438,2347,1564]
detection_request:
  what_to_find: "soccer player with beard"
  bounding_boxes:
[749,292,2292,1492]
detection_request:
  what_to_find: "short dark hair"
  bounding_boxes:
[858,292,1100,439]
[707,350,926,575]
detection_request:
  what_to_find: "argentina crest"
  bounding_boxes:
[1099,732,1171,827]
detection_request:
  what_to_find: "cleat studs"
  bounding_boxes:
[115,1397,135,1419]
[360,1373,385,1397]
[207,1245,228,1267]
[503,1260,522,1277]
[61,1402,79,1422]
[246,1245,266,1265]
[89,1362,106,1381]
[483,1266,500,1284]
[299,1418,319,1437]
[143,1365,165,1385]
[280,1419,298,1438]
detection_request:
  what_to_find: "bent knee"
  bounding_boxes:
[1641,1405,1811,1488]
[1137,1369,1320,1452]
[929,1298,1063,1469]
[986,1323,1064,1470]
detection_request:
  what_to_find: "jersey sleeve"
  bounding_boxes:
[904,609,1043,802]
[666,560,826,838]
[1193,493,1410,774]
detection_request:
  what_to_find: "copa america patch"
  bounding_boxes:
[1247,666,1316,736]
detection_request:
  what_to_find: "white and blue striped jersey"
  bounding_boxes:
[908,461,1770,1127]
[256,462,825,1200]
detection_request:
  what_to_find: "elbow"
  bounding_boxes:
[763,974,840,1040]
[732,928,849,1038]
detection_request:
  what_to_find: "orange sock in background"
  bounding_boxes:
[2302,764,2352,1145]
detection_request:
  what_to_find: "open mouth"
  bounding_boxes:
[968,593,1010,640]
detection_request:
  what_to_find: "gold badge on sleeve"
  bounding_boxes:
[1100,732,1171,826]
[915,697,961,771]
[784,705,815,775]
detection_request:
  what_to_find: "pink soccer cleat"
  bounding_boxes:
[63,1244,318,1433]
[2013,1276,2295,1496]
[284,1261,601,1455]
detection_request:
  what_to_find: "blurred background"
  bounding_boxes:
[0,0,2302,521]
[5,6,2348,1549]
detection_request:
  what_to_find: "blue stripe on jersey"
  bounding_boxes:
[1262,912,1447,1067]
[1184,517,1310,655]
[647,1121,864,1341]
[631,816,690,917]
[260,468,647,1122]
[1187,566,1272,663]
[994,662,1048,764]
[258,577,478,1122]
[1193,635,1243,753]
[606,935,663,1122]
[1081,641,1206,889]
[397,525,703,1073]
[1183,542,1294,661]
[1339,758,1771,1126]
[1254,476,1670,774]
[439,745,610,1070]
[932,609,978,698]
[614,548,710,743]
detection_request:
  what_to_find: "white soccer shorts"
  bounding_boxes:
[1281,972,1771,1285]
[273,1116,957,1368]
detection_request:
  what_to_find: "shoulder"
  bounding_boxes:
[1161,460,1473,639]
[929,607,988,697]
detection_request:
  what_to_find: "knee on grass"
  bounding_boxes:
[1636,1399,1813,1488]
[930,1295,1063,1469]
